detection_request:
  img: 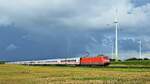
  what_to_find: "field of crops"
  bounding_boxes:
[0,62,150,84]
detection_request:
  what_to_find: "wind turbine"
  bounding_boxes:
[114,9,119,62]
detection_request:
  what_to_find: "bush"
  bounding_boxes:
[110,59,121,62]
[144,58,149,60]
[126,57,149,61]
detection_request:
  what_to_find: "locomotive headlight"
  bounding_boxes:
[105,59,110,63]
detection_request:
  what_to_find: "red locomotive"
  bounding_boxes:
[80,56,110,66]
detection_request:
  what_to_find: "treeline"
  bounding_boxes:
[125,58,149,61]
[0,61,6,64]
[110,57,149,61]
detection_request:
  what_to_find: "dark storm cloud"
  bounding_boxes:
[131,0,150,7]
[0,0,150,60]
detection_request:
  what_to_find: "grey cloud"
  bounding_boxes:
[0,0,150,60]
[0,0,149,31]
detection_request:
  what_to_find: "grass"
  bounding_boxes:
[0,63,149,84]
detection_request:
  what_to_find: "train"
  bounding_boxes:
[6,55,110,66]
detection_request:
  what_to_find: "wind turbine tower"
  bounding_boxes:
[114,9,119,62]
[111,39,114,59]
[139,40,142,59]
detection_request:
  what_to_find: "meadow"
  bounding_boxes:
[0,61,150,84]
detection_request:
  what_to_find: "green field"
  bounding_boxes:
[0,62,150,84]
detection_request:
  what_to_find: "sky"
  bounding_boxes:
[0,0,150,61]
